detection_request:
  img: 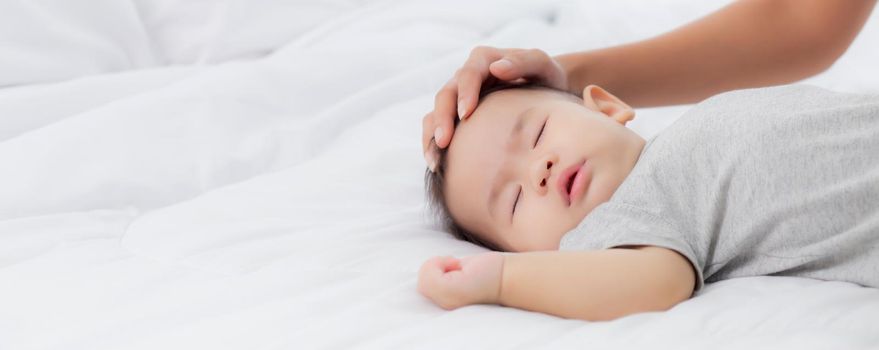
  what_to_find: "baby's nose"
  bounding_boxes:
[531,158,554,195]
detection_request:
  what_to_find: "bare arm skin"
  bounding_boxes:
[558,0,878,107]
[418,246,696,320]
[423,0,876,160]
[499,246,696,321]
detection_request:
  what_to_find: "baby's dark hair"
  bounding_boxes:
[424,83,577,251]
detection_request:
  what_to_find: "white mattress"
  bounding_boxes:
[1,0,878,349]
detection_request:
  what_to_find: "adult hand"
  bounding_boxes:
[422,46,568,170]
[417,252,505,310]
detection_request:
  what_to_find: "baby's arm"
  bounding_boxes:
[418,246,695,321]
[500,247,695,321]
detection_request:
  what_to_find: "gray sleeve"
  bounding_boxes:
[559,202,706,293]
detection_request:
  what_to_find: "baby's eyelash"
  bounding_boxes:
[512,117,547,220]
[534,118,547,148]
[511,186,522,219]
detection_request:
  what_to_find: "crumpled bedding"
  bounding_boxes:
[1,0,878,349]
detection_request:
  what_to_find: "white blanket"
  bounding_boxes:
[2,0,878,349]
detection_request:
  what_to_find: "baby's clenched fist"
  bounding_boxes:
[417,252,505,310]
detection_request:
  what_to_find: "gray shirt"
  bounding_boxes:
[560,85,879,292]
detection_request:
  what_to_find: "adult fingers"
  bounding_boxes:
[489,48,566,91]
[422,112,433,153]
[422,112,439,171]
[431,78,458,149]
[427,47,562,154]
[455,46,506,120]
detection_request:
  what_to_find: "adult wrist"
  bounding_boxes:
[554,52,590,96]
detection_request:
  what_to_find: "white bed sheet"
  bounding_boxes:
[1,0,878,349]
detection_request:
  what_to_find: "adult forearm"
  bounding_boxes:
[498,249,692,321]
[557,0,876,107]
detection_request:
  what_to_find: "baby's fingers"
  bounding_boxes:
[438,256,462,273]
[417,256,465,309]
[418,256,458,293]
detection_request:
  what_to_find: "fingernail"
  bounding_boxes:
[493,58,513,71]
[425,151,438,172]
[434,127,444,143]
[458,100,466,120]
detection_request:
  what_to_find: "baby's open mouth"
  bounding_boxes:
[566,171,576,195]
[558,161,585,206]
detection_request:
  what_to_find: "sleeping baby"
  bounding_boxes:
[418,83,879,321]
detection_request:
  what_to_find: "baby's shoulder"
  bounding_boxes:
[649,85,842,150]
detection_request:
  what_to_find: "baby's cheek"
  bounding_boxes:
[519,206,568,250]
[549,207,583,243]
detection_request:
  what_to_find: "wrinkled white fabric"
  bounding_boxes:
[1,0,878,349]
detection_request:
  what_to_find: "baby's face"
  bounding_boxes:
[444,87,645,252]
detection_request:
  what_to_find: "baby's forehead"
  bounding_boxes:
[479,86,580,109]
[449,88,569,147]
[457,89,547,133]
[443,87,577,183]
[442,90,548,238]
[460,88,578,132]
[446,94,526,166]
[444,88,565,182]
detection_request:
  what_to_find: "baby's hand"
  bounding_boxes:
[417,252,505,310]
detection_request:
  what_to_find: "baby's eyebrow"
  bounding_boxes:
[486,106,535,220]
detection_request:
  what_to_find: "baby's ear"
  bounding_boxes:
[580,85,635,125]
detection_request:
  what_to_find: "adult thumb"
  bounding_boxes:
[488,49,554,82]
